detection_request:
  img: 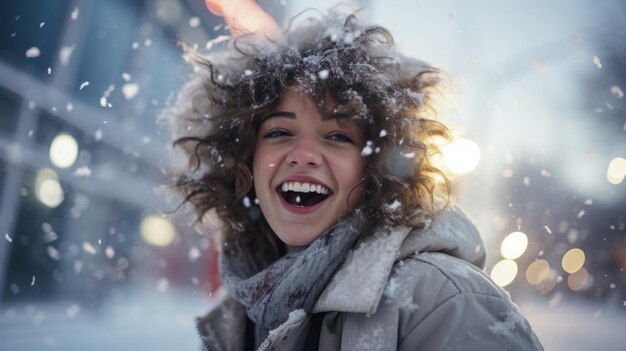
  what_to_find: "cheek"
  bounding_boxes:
[252,151,264,191]
[348,154,365,185]
[337,154,365,200]
[252,147,275,194]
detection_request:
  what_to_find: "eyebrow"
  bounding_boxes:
[261,111,296,122]
[322,111,353,121]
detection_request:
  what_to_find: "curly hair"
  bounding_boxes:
[164,11,452,262]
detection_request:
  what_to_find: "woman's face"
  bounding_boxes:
[253,90,365,246]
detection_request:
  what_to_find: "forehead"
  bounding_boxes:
[275,89,317,111]
[270,88,362,124]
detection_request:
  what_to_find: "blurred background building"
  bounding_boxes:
[0,0,624,350]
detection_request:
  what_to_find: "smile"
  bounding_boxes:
[277,181,332,208]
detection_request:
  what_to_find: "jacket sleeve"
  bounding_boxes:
[398,292,544,351]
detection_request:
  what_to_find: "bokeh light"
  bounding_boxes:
[562,248,586,274]
[49,133,79,168]
[140,215,176,247]
[441,138,481,174]
[490,259,518,287]
[606,157,626,185]
[535,269,559,294]
[500,231,529,260]
[567,268,590,291]
[35,168,64,208]
[525,259,550,285]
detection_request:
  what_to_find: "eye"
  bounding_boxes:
[327,133,354,143]
[263,128,290,138]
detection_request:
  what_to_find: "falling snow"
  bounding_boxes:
[25,47,40,58]
[243,196,251,208]
[73,166,92,177]
[2,7,625,351]
[592,56,602,69]
[60,45,75,66]
[66,304,80,318]
[47,246,62,260]
[361,141,374,156]
[188,247,201,261]
[122,83,139,99]
[73,260,83,274]
[610,85,624,98]
[386,200,401,211]
[205,35,230,50]
[82,242,97,255]
[94,129,103,141]
[157,278,169,292]
[189,16,201,28]
[100,85,115,108]
[71,7,79,20]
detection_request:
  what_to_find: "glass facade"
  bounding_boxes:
[0,1,227,349]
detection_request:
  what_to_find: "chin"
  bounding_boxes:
[275,225,323,247]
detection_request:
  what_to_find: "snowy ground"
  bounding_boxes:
[0,288,215,351]
[519,295,626,351]
[1,290,625,350]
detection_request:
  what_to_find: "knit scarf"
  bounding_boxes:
[219,217,360,331]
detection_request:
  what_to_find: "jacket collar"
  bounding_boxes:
[313,206,485,314]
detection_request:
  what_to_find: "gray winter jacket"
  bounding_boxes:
[196,207,544,350]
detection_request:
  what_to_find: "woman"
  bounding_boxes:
[165,9,544,351]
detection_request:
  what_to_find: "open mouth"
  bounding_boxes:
[277,181,331,208]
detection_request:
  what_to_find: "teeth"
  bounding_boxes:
[280,181,329,195]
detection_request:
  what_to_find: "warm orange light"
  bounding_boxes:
[562,248,585,273]
[535,269,558,294]
[567,268,589,291]
[490,260,518,287]
[205,0,277,37]
[526,259,550,285]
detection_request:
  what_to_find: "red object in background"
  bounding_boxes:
[204,0,278,37]
[204,0,224,16]
[204,238,222,293]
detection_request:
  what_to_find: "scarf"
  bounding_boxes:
[219,217,360,331]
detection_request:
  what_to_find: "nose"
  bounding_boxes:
[286,136,322,167]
